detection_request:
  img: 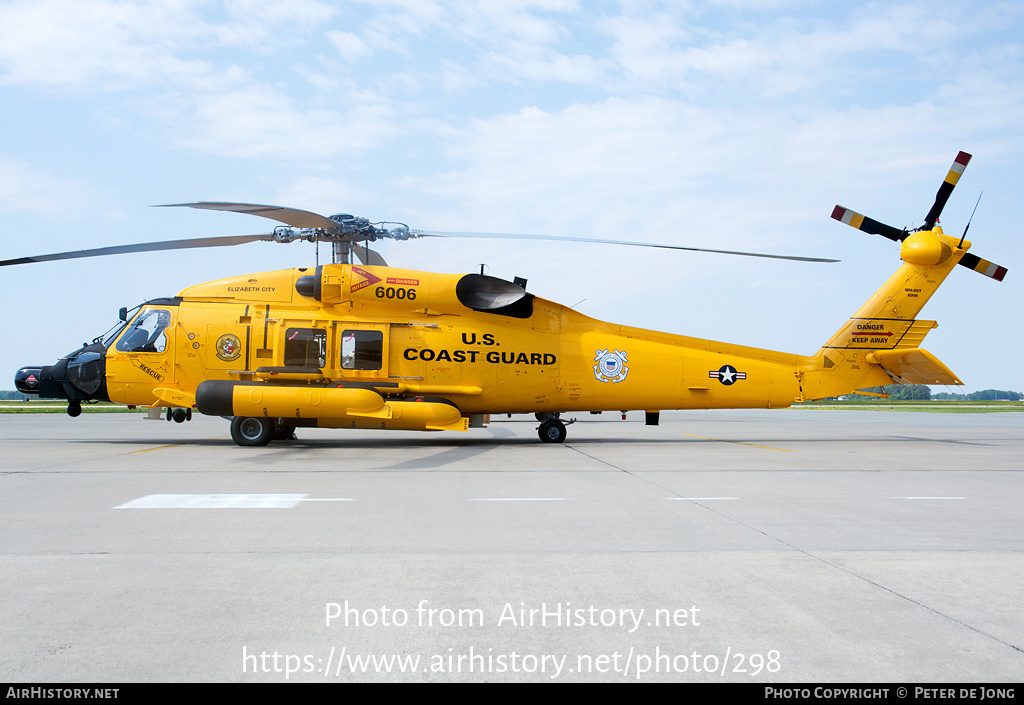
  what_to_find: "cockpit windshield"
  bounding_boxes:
[115,307,171,353]
[99,320,128,349]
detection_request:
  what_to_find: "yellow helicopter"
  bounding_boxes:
[5,152,1006,446]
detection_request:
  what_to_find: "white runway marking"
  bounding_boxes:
[667,497,740,500]
[468,498,570,501]
[115,494,308,509]
[896,496,966,500]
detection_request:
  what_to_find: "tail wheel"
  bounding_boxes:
[538,418,567,443]
[230,416,273,447]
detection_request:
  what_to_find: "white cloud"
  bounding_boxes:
[0,0,214,91]
[0,0,336,91]
[146,82,405,159]
[271,175,381,214]
[223,0,336,27]
[0,158,96,215]
[602,1,1012,100]
[481,47,605,85]
[327,30,372,61]
[393,83,1024,284]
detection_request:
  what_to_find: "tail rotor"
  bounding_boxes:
[830,150,1007,282]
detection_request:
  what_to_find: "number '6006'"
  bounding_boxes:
[375,286,416,301]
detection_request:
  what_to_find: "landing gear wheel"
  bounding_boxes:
[230,416,273,447]
[272,419,297,441]
[538,418,567,443]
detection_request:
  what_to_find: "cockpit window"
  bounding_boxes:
[115,308,171,353]
[100,321,128,349]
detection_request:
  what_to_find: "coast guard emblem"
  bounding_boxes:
[594,349,629,383]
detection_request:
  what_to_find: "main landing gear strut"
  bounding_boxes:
[536,413,573,443]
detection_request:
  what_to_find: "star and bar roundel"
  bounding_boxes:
[709,365,746,386]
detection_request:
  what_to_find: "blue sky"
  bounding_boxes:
[1,0,1022,394]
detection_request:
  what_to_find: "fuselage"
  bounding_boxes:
[20,264,803,422]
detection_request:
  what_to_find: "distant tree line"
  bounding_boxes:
[0,391,29,401]
[881,384,932,400]
[820,386,1022,402]
[932,389,1022,401]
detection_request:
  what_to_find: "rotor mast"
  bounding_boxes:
[333,241,351,265]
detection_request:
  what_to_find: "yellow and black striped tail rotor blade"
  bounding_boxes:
[958,253,1008,282]
[830,206,907,242]
[924,151,971,229]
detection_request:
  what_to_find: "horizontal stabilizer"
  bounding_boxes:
[864,348,962,386]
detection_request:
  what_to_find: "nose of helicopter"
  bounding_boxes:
[15,345,109,416]
[14,366,44,395]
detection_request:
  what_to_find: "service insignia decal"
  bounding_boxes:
[594,349,629,383]
[709,364,746,386]
[215,333,242,362]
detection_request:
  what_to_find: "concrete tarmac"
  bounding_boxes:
[1,409,1022,682]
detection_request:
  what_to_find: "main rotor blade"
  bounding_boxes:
[0,233,274,267]
[924,151,971,230]
[352,244,388,267]
[157,202,340,232]
[831,206,907,242]
[408,230,838,263]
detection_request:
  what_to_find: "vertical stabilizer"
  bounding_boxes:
[800,228,966,400]
[796,151,1006,401]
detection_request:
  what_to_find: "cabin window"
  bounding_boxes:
[115,308,171,353]
[341,330,383,370]
[284,328,326,368]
